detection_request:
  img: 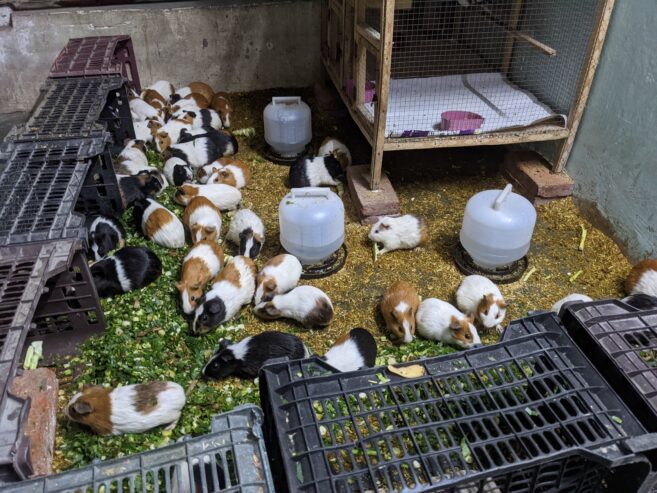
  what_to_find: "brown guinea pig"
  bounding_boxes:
[381,281,420,345]
[625,259,657,297]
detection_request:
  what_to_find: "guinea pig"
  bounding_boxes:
[117,169,168,207]
[186,108,223,130]
[317,137,352,169]
[161,130,238,168]
[130,96,159,121]
[254,254,303,305]
[226,209,264,258]
[141,88,169,111]
[623,293,657,310]
[183,196,223,244]
[206,160,251,189]
[323,328,377,372]
[91,246,162,297]
[187,82,215,103]
[254,285,334,329]
[145,80,175,101]
[87,215,126,261]
[211,92,232,128]
[551,293,592,314]
[381,281,420,345]
[178,240,224,315]
[119,139,148,167]
[65,381,185,435]
[625,259,657,297]
[164,157,194,187]
[191,256,256,335]
[202,331,309,379]
[455,275,507,329]
[154,119,193,152]
[368,215,428,255]
[288,155,345,188]
[171,92,210,114]
[416,298,481,350]
[174,183,242,211]
[197,157,249,183]
[133,120,153,144]
[132,198,185,249]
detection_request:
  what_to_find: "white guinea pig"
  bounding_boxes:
[416,298,481,349]
[455,275,507,329]
[551,293,592,314]
[65,381,185,435]
[368,214,428,255]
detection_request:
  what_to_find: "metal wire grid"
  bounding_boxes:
[362,0,601,136]
[262,322,639,492]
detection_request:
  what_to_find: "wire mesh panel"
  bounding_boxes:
[360,0,601,138]
[3,405,275,493]
[260,313,655,493]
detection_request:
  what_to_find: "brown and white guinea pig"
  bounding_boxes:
[318,137,352,169]
[254,254,303,305]
[164,157,194,187]
[254,285,334,329]
[91,246,162,298]
[160,129,238,168]
[207,160,251,189]
[130,96,160,121]
[211,92,232,128]
[178,240,224,315]
[120,139,148,166]
[174,183,242,211]
[183,196,223,244]
[172,82,214,104]
[416,298,482,349]
[381,281,420,345]
[202,331,309,379]
[625,259,657,297]
[455,275,507,329]
[132,198,185,249]
[226,209,265,258]
[117,170,168,208]
[86,215,126,261]
[191,256,256,335]
[171,93,210,115]
[141,88,169,112]
[288,155,345,188]
[144,80,175,101]
[65,381,185,435]
[323,328,377,372]
[368,215,428,255]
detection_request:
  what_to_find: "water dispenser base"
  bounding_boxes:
[263,144,314,166]
[453,243,528,284]
[293,244,348,279]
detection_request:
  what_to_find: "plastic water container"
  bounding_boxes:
[460,184,536,269]
[263,96,312,157]
[279,188,344,265]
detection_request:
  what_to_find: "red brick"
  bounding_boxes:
[10,368,58,477]
[347,165,401,223]
[503,150,574,199]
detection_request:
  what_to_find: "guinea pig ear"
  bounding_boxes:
[219,339,231,350]
[449,315,462,330]
[204,225,216,233]
[73,400,93,415]
[380,223,391,230]
[187,111,197,118]
[207,301,222,314]
[498,300,508,309]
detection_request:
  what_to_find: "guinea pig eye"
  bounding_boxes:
[483,309,489,316]
[191,295,196,301]
[465,333,472,340]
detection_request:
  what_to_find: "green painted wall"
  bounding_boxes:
[568,0,657,261]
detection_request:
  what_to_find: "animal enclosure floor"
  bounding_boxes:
[52,88,630,472]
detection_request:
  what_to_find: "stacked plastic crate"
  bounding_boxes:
[0,35,140,483]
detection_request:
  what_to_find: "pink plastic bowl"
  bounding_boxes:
[346,79,376,103]
[440,111,484,132]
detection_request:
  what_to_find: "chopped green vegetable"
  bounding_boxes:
[376,373,390,384]
[611,415,623,424]
[579,224,588,251]
[23,341,43,370]
[232,127,256,137]
[569,270,584,282]
[460,438,473,464]
[525,407,539,417]
[521,267,537,283]
[372,242,381,262]
[296,463,304,483]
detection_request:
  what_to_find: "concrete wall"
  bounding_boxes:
[0,0,322,113]
[568,0,657,261]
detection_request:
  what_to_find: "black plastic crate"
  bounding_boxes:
[562,300,657,433]
[50,35,141,92]
[74,142,123,218]
[260,314,657,493]
[7,76,135,154]
[3,404,274,492]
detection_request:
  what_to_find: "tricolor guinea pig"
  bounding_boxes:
[317,137,352,169]
[87,215,126,261]
[204,160,251,189]
[202,331,309,379]
[254,285,334,329]
[625,259,657,297]
[254,254,303,305]
[226,209,265,259]
[211,92,232,128]
[65,381,185,435]
[164,157,194,187]
[132,198,185,249]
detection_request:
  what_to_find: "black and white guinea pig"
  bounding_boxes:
[164,157,194,187]
[202,331,310,379]
[91,247,162,297]
[86,215,126,261]
[117,170,167,208]
[323,328,377,372]
[623,293,657,311]
[288,155,345,188]
[161,129,238,167]
[225,209,265,259]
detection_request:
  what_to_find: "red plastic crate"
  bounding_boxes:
[49,35,141,92]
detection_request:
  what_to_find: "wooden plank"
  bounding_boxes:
[501,0,523,75]
[383,125,570,151]
[354,0,367,105]
[554,0,615,172]
[369,0,395,190]
[356,22,381,55]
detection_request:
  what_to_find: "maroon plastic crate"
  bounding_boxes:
[49,35,141,92]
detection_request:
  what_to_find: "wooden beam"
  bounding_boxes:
[554,0,615,172]
[383,125,569,151]
[501,0,523,75]
[369,0,395,190]
[356,22,381,56]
